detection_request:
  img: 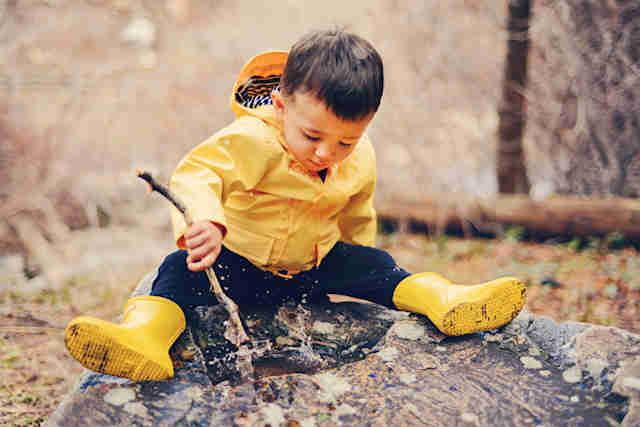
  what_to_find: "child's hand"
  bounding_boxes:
[184,220,224,272]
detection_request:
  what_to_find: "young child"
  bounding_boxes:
[65,29,525,382]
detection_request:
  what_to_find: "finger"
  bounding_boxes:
[185,232,209,250]
[186,248,204,265]
[184,225,205,240]
[187,259,204,272]
[188,241,217,261]
[188,251,217,272]
[187,240,221,264]
[184,222,208,239]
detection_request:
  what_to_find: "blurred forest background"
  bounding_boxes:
[1,0,639,424]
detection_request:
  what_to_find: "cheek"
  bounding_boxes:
[338,147,356,161]
[284,126,309,154]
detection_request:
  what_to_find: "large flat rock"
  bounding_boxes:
[47,272,640,426]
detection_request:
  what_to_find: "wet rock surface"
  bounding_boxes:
[192,299,396,385]
[47,274,640,426]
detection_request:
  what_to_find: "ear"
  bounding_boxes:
[271,90,285,119]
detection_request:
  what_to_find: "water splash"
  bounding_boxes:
[275,303,325,370]
[235,339,273,383]
[232,303,324,383]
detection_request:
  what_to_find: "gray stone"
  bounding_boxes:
[47,277,639,426]
[563,366,583,384]
[520,356,543,370]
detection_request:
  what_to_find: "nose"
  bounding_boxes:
[315,144,334,161]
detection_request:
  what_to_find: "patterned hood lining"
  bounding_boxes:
[235,75,280,109]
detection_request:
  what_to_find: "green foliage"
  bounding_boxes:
[540,276,561,287]
[316,413,332,423]
[377,218,397,235]
[1,340,21,368]
[435,234,449,254]
[604,232,626,250]
[585,237,601,251]
[582,232,628,252]
[504,225,526,242]
[566,237,583,252]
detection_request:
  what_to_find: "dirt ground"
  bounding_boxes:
[1,229,639,425]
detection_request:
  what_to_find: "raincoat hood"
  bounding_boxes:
[229,51,288,129]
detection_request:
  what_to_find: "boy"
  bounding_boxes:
[65,30,525,382]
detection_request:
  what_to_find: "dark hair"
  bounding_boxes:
[280,29,384,121]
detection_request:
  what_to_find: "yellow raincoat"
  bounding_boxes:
[170,51,377,277]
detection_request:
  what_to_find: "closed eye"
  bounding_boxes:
[339,141,353,148]
[303,132,321,142]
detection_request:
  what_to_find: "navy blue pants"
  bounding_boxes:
[151,242,411,310]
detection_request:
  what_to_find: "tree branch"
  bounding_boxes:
[136,170,250,347]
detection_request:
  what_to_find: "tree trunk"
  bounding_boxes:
[497,0,532,194]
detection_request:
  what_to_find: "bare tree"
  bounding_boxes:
[498,0,532,194]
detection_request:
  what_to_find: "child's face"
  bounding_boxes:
[272,91,373,172]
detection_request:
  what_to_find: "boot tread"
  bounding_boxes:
[440,280,526,336]
[65,322,171,381]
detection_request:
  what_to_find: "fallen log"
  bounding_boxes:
[376,194,640,240]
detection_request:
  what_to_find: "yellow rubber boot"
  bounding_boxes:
[392,273,526,336]
[64,296,186,381]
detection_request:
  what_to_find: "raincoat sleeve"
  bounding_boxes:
[169,120,277,249]
[337,140,378,247]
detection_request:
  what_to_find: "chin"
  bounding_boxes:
[313,160,332,168]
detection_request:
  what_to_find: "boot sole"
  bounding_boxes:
[440,280,526,336]
[65,322,171,381]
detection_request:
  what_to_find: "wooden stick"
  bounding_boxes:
[136,170,250,346]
